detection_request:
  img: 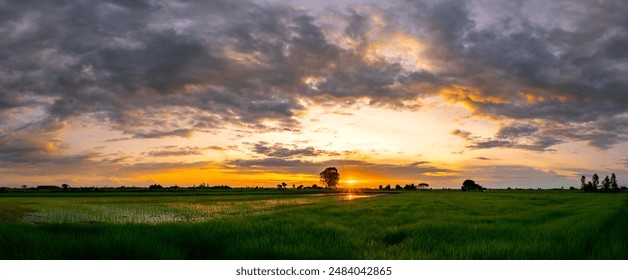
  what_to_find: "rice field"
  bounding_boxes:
[21,196,335,224]
[0,190,627,259]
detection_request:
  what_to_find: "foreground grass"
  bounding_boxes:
[0,191,627,259]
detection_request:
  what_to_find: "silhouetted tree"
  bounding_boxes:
[418,183,429,189]
[592,173,599,190]
[461,179,483,191]
[319,167,340,188]
[384,185,391,190]
[404,183,417,190]
[581,173,622,193]
[208,185,231,189]
[37,185,59,190]
[610,173,619,192]
[148,184,163,190]
[62,183,69,190]
[602,175,611,192]
[580,176,587,190]
[379,185,383,190]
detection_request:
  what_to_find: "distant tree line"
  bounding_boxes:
[4,170,622,193]
[581,173,620,193]
[0,183,235,193]
[377,183,430,191]
[276,182,323,189]
[192,183,232,189]
[456,175,624,192]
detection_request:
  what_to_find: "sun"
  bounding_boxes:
[343,179,366,188]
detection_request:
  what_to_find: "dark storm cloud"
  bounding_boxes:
[398,0,628,149]
[497,123,538,138]
[248,141,339,158]
[426,0,628,121]
[0,118,71,163]
[0,135,61,163]
[453,115,628,151]
[578,116,628,149]
[225,157,451,178]
[0,92,23,109]
[133,128,195,139]
[1,0,627,170]
[452,122,564,151]
[142,146,208,157]
[0,0,427,145]
[343,8,369,41]
[474,157,494,161]
[226,158,308,170]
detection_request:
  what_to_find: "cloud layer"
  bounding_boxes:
[1,0,627,186]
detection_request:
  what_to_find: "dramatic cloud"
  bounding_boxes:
[225,158,451,179]
[247,141,340,158]
[452,123,563,151]
[474,157,494,161]
[3,0,627,144]
[142,146,212,157]
[1,0,627,187]
[0,0,434,142]
[399,0,628,150]
[453,117,628,151]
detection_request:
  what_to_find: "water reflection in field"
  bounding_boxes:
[22,194,380,224]
[341,194,380,201]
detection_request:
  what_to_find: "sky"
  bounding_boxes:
[1,0,627,188]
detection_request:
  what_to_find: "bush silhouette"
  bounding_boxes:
[461,179,483,191]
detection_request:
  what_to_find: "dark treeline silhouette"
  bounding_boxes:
[376,183,431,191]
[193,183,231,189]
[3,172,623,193]
[148,183,233,191]
[0,182,350,193]
[148,184,163,190]
[293,184,322,189]
[0,183,234,193]
[37,185,61,190]
[461,179,484,191]
[581,173,620,193]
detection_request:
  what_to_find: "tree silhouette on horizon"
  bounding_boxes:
[319,167,340,188]
[461,179,483,191]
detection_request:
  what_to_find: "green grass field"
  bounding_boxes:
[0,190,627,259]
